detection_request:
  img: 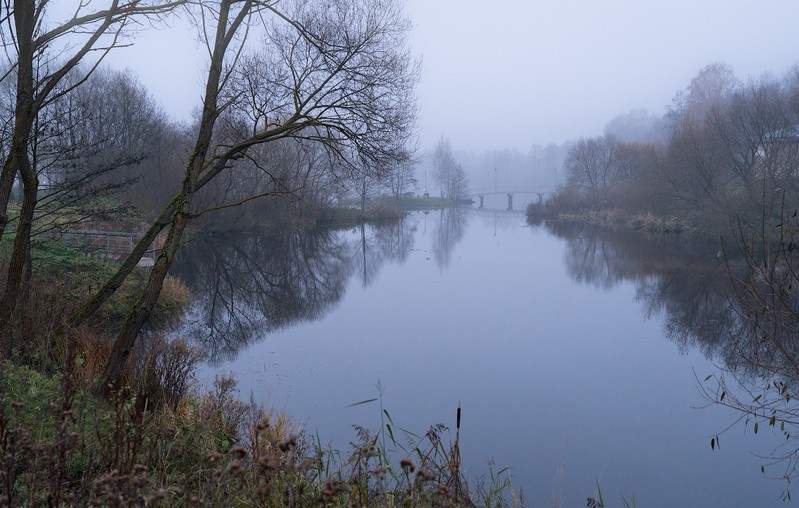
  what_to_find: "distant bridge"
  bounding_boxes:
[467,187,556,210]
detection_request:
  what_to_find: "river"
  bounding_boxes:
[171,206,793,506]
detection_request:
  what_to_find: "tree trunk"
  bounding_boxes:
[95,0,244,394]
[0,0,34,242]
[64,196,178,331]
[96,205,189,394]
[0,158,17,239]
[0,153,37,348]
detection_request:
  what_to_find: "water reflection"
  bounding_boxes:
[352,219,417,288]
[170,229,349,361]
[432,207,468,269]
[171,216,422,362]
[542,220,799,487]
[543,222,745,364]
[174,214,785,390]
[179,212,788,503]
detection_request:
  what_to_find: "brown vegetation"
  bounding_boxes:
[530,63,799,236]
[0,345,512,507]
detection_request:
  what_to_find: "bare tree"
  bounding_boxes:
[387,159,417,198]
[662,71,799,231]
[431,136,468,201]
[0,0,183,345]
[694,203,799,498]
[667,62,739,130]
[86,0,418,393]
[565,135,620,207]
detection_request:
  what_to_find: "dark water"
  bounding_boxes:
[171,209,791,506]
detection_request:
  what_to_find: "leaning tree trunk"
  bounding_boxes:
[95,0,245,394]
[64,196,179,332]
[96,200,190,394]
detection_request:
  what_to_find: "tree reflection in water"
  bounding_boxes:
[432,207,468,270]
[542,221,799,491]
[352,217,417,288]
[547,223,736,356]
[170,216,417,362]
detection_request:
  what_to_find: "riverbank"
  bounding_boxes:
[525,193,696,234]
[0,230,517,507]
[199,196,462,232]
[1,354,498,506]
[530,208,688,234]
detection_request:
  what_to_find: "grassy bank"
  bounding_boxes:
[1,352,518,506]
[526,193,691,234]
[204,196,465,232]
[0,232,519,507]
[1,236,189,348]
[549,209,687,234]
[306,196,464,228]
[314,202,407,228]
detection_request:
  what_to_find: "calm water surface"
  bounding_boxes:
[173,207,790,506]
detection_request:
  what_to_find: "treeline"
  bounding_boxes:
[0,0,419,393]
[0,65,418,231]
[531,63,799,233]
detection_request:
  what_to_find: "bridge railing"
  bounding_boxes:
[50,229,159,266]
[467,187,556,196]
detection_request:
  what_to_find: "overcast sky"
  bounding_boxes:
[100,0,799,153]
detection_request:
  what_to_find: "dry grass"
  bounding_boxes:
[0,350,517,506]
[0,235,520,507]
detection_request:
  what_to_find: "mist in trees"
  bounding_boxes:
[431,137,468,201]
[604,108,666,144]
[419,143,567,196]
[0,0,420,392]
[535,62,799,480]
[539,62,799,232]
[0,0,184,344]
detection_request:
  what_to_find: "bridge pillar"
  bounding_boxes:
[478,195,484,208]
[507,193,514,210]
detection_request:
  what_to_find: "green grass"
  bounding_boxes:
[588,481,637,508]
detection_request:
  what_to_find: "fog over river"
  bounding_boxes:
[170,208,791,506]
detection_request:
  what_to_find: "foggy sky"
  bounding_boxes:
[97,0,799,152]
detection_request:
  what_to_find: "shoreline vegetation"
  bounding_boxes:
[1,355,509,507]
[315,197,460,228]
[0,205,520,507]
[526,204,689,235]
[196,197,463,233]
